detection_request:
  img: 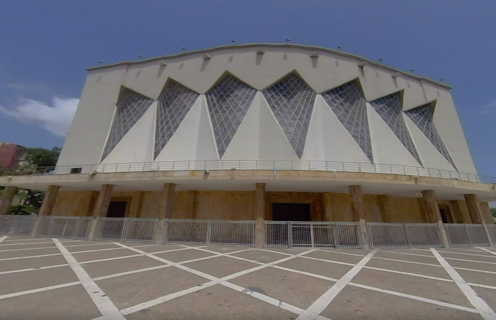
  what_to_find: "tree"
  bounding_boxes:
[5,146,61,215]
[492,208,496,219]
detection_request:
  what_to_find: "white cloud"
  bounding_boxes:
[0,97,79,137]
[479,99,496,115]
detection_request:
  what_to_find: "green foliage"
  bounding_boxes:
[17,189,45,210]
[491,208,496,219]
[25,147,59,168]
[7,205,35,215]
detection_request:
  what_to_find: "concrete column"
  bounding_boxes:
[422,190,449,248]
[450,200,471,224]
[155,183,176,244]
[481,202,495,224]
[255,183,266,248]
[417,198,429,223]
[464,194,493,246]
[349,185,369,249]
[378,195,392,223]
[88,184,114,241]
[187,191,197,219]
[464,194,483,224]
[0,186,17,214]
[322,192,333,221]
[31,185,59,237]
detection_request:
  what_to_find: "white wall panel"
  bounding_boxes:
[367,103,420,167]
[154,95,218,162]
[361,66,427,111]
[222,92,298,160]
[423,84,477,174]
[302,95,371,163]
[57,65,128,167]
[101,102,156,164]
[404,115,455,171]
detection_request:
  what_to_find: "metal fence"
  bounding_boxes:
[444,223,490,247]
[93,218,158,243]
[163,219,256,247]
[488,225,496,245]
[368,222,442,248]
[36,216,92,239]
[0,215,37,235]
[16,159,494,185]
[264,221,362,249]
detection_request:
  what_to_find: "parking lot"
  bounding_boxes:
[1,236,496,319]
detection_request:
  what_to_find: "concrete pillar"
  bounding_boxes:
[31,185,59,237]
[349,185,369,249]
[378,195,392,223]
[450,200,471,224]
[464,194,493,246]
[0,186,17,214]
[322,192,333,221]
[422,190,449,248]
[464,194,483,224]
[88,184,114,241]
[155,183,176,244]
[417,198,429,223]
[481,202,495,224]
[186,191,197,219]
[255,183,266,248]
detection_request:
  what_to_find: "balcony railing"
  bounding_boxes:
[1,160,494,185]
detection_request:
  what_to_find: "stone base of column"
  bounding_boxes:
[255,219,264,248]
[155,219,166,245]
[30,215,43,238]
[482,223,494,246]
[438,221,450,248]
[359,219,370,250]
[87,218,99,241]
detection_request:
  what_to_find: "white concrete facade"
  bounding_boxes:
[57,44,477,176]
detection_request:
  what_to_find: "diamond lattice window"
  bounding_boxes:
[370,92,422,165]
[206,75,257,158]
[321,80,372,162]
[405,104,456,169]
[101,88,154,161]
[154,80,199,158]
[262,73,316,158]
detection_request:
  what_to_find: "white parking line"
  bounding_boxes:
[0,246,58,253]
[381,250,435,258]
[296,251,377,319]
[0,241,54,246]
[114,243,322,319]
[0,236,8,243]
[0,253,61,261]
[373,256,441,267]
[0,263,68,275]
[0,281,81,300]
[53,239,126,320]
[479,247,496,256]
[431,248,496,320]
[434,249,496,259]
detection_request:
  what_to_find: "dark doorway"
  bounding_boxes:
[273,203,311,221]
[106,201,127,218]
[439,207,453,223]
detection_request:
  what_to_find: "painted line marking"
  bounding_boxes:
[80,254,144,265]
[348,282,478,314]
[373,256,442,267]
[53,239,126,320]
[296,251,377,319]
[381,250,435,258]
[71,247,130,254]
[0,241,54,246]
[114,243,321,319]
[0,253,61,261]
[479,247,496,256]
[435,249,496,259]
[93,265,171,281]
[0,246,58,253]
[0,263,69,275]
[431,248,496,320]
[454,267,496,275]
[0,236,6,243]
[0,281,81,300]
[469,283,496,291]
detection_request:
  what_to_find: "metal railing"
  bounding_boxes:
[368,222,442,248]
[93,218,158,243]
[264,221,362,249]
[36,216,92,239]
[0,215,37,235]
[163,219,255,247]
[12,159,494,185]
[444,223,490,247]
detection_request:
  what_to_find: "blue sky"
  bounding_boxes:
[0,0,495,177]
